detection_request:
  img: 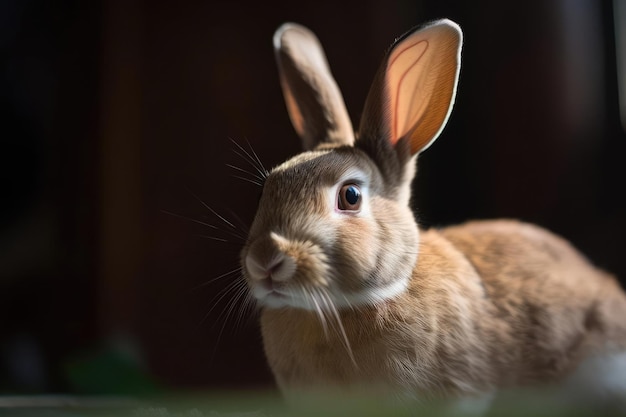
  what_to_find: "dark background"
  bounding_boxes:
[1,0,624,396]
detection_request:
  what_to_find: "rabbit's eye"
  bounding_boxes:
[337,184,361,211]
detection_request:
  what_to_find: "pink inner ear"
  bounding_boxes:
[386,40,429,146]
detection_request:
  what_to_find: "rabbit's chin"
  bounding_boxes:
[252,275,410,310]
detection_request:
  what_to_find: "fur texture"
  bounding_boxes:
[239,19,626,406]
[258,220,626,399]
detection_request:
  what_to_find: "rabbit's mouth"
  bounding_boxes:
[258,290,290,309]
[249,275,411,311]
[249,279,289,306]
[251,282,312,309]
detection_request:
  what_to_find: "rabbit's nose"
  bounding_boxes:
[245,249,296,283]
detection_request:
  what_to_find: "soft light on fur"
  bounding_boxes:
[239,19,626,409]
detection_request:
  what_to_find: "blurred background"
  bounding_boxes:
[1,0,624,398]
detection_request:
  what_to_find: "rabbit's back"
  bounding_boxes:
[438,219,626,383]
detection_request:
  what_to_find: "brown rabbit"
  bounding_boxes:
[240,19,626,409]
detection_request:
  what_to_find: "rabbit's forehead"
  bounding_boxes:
[268,148,379,189]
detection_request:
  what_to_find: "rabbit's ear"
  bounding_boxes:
[359,19,462,156]
[274,23,355,150]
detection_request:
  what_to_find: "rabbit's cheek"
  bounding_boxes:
[332,217,380,292]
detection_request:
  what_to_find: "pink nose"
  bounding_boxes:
[267,258,285,277]
[245,251,296,283]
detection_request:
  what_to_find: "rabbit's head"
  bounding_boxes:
[241,20,462,310]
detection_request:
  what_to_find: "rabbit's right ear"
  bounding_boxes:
[274,23,355,150]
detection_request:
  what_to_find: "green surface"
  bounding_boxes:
[0,390,624,417]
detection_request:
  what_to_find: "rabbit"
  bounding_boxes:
[239,19,626,409]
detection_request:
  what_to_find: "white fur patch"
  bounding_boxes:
[254,275,410,311]
[557,351,626,409]
[336,276,410,308]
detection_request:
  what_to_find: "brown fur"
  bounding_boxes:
[241,20,626,404]
[259,220,626,399]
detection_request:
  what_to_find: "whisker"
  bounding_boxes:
[195,234,230,243]
[161,209,219,230]
[206,277,251,366]
[230,138,269,180]
[212,279,261,362]
[236,287,259,329]
[194,231,247,248]
[340,292,357,312]
[230,174,264,187]
[226,163,266,184]
[200,278,246,325]
[191,267,242,291]
[243,138,269,177]
[225,209,250,235]
[194,228,247,245]
[184,187,239,232]
[306,287,329,339]
[214,279,250,336]
[164,208,247,243]
[231,148,267,182]
[319,288,357,367]
[231,281,254,329]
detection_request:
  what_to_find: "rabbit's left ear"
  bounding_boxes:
[359,19,462,156]
[274,23,355,150]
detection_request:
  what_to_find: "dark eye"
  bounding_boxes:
[337,184,362,211]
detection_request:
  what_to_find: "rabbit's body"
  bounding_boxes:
[240,19,626,406]
[261,219,626,399]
